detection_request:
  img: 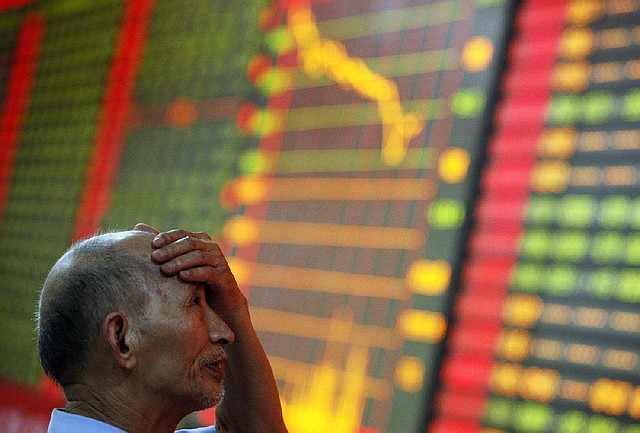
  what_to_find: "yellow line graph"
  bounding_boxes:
[287,6,425,166]
[276,307,375,433]
[281,345,368,433]
[281,98,443,130]
[257,49,456,94]
[293,49,457,90]
[268,354,391,400]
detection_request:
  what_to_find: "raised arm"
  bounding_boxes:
[136,224,287,433]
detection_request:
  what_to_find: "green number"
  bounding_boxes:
[630,198,640,229]
[451,88,486,118]
[428,200,465,229]
[588,268,617,300]
[557,411,588,433]
[546,265,576,296]
[512,264,543,292]
[513,402,553,433]
[625,234,640,266]
[548,94,581,125]
[582,91,615,124]
[265,27,295,55]
[591,232,624,264]
[527,196,556,225]
[554,231,589,262]
[520,230,551,259]
[558,195,596,228]
[483,397,512,429]
[622,88,640,122]
[618,269,640,303]
[588,415,620,433]
[239,149,269,175]
[599,196,630,229]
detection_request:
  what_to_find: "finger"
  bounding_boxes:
[156,245,226,274]
[152,228,212,247]
[180,267,246,318]
[179,266,242,307]
[178,265,233,284]
[152,234,219,263]
[134,223,159,234]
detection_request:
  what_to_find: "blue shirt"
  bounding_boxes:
[47,409,217,433]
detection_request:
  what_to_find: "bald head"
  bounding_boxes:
[37,231,160,385]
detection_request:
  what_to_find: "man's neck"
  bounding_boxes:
[63,383,185,433]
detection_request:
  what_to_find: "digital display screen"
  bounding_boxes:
[0,0,269,389]
[224,1,511,432]
[1,0,639,432]
[430,0,640,432]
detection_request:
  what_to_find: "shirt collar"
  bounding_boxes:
[48,409,128,433]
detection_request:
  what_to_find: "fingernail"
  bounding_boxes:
[153,235,165,246]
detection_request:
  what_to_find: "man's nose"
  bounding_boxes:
[205,308,235,345]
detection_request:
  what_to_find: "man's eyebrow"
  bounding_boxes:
[186,284,201,295]
[187,284,206,296]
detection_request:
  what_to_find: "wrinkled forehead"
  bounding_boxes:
[113,231,190,298]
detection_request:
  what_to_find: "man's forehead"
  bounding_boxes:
[108,230,155,255]
[111,231,195,296]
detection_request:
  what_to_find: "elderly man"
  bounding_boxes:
[37,224,288,433]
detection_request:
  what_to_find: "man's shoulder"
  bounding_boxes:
[176,427,217,433]
[48,409,217,433]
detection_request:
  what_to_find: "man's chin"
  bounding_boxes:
[196,385,225,411]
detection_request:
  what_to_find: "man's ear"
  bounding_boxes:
[104,312,137,370]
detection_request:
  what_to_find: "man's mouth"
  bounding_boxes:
[203,356,227,382]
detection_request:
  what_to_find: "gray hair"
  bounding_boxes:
[36,232,155,385]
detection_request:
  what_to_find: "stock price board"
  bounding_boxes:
[1,1,640,433]
[430,1,640,432]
